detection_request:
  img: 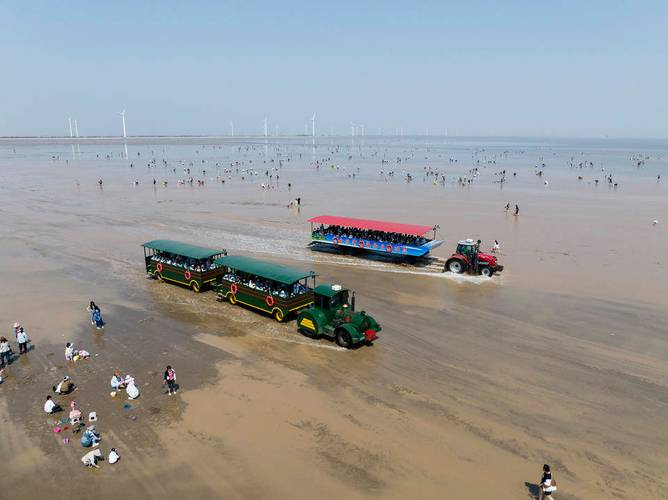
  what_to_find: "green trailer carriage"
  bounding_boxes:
[297,284,382,348]
[215,255,316,322]
[142,239,227,292]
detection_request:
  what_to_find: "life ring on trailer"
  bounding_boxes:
[333,238,339,245]
[265,295,275,307]
[230,283,238,294]
[358,240,365,248]
[156,263,163,272]
[184,270,192,280]
[386,244,393,253]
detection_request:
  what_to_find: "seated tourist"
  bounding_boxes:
[53,376,76,395]
[81,449,103,468]
[80,426,101,448]
[44,395,62,414]
[110,371,126,390]
[69,401,82,425]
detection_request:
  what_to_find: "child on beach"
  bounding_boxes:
[163,365,177,395]
[65,343,75,361]
[44,395,62,414]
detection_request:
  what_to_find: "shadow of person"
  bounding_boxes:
[525,482,540,499]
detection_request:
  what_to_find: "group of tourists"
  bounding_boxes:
[222,273,308,299]
[151,252,218,272]
[1,300,183,471]
[312,225,429,247]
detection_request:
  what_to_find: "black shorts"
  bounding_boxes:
[166,380,176,390]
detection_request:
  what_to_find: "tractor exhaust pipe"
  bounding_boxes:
[351,292,356,312]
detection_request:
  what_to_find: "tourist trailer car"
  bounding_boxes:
[308,215,443,259]
[215,255,316,322]
[297,284,381,348]
[142,240,227,292]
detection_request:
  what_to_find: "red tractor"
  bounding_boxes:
[445,239,504,277]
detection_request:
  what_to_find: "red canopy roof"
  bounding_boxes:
[309,215,433,236]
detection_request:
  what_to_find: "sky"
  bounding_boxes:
[0,1,666,138]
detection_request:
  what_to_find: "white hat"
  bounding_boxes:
[13,322,20,328]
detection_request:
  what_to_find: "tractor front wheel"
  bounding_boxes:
[335,328,353,349]
[481,267,494,278]
[446,259,466,274]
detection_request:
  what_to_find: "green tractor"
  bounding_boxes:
[296,284,381,348]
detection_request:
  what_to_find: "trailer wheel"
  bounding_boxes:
[446,259,465,274]
[481,267,494,277]
[156,272,164,282]
[335,328,353,349]
[190,281,201,292]
[229,293,237,305]
[273,309,284,322]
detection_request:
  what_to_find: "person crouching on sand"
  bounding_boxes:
[125,375,140,399]
[53,376,76,395]
[44,395,62,414]
[110,370,126,391]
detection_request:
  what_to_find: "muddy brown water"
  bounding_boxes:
[0,138,666,499]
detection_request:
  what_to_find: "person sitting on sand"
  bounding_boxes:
[125,375,140,400]
[108,448,120,464]
[539,464,557,499]
[44,395,62,414]
[110,371,126,390]
[53,376,76,395]
[80,425,101,448]
[81,449,103,468]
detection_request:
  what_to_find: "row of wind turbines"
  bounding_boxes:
[67,111,449,138]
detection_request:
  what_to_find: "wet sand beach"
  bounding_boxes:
[0,137,666,499]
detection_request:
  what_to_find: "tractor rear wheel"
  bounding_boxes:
[481,267,494,277]
[447,259,466,274]
[335,328,353,349]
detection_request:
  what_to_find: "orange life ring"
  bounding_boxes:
[156,262,163,272]
[386,244,393,253]
[265,295,275,307]
[230,283,238,294]
[184,270,192,280]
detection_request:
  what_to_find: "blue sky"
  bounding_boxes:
[1,1,666,137]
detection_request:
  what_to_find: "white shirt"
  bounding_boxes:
[65,346,74,360]
[108,450,120,464]
[111,375,122,389]
[44,399,56,413]
[0,341,9,353]
[81,449,102,466]
[16,331,28,343]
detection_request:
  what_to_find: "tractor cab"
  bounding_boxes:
[313,284,354,313]
[455,239,478,260]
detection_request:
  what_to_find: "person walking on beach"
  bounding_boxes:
[0,337,11,368]
[505,203,510,213]
[538,464,557,499]
[163,365,177,395]
[514,204,520,216]
[87,301,105,329]
[16,327,28,354]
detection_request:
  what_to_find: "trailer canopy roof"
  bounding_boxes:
[309,215,433,237]
[142,240,226,260]
[214,255,315,285]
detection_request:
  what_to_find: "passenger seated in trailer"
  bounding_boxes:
[313,225,427,247]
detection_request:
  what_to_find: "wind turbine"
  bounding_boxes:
[360,125,365,136]
[230,120,234,137]
[311,112,316,137]
[74,119,79,138]
[68,117,73,137]
[351,123,356,137]
[263,117,268,137]
[119,110,127,138]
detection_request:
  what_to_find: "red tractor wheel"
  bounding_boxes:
[446,258,467,274]
[481,266,494,277]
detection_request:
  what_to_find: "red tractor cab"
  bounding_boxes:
[445,239,504,277]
